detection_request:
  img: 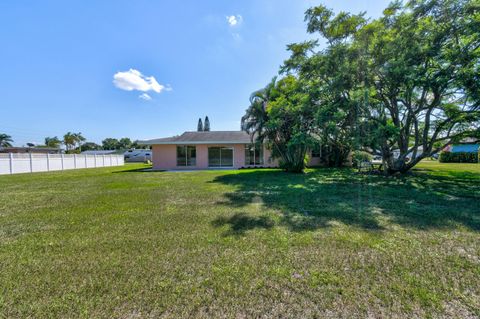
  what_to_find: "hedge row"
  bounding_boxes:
[439,151,479,163]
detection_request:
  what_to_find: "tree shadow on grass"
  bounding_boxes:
[212,213,275,236]
[210,168,480,234]
[113,167,165,173]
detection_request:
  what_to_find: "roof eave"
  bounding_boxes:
[141,140,252,145]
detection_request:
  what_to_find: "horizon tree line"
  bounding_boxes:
[0,132,149,152]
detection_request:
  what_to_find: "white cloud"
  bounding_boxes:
[138,93,152,101]
[226,15,242,27]
[113,69,166,93]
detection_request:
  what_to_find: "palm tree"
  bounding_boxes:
[241,77,310,172]
[45,136,61,148]
[63,132,76,152]
[73,132,86,150]
[241,77,277,142]
[64,132,86,152]
[0,133,13,148]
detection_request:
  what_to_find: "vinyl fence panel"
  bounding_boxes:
[0,153,124,175]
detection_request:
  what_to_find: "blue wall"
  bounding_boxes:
[451,144,480,153]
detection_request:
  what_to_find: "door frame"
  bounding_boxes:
[207,146,234,168]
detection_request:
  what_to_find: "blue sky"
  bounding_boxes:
[0,0,391,146]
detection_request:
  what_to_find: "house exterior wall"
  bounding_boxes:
[263,147,279,167]
[152,143,279,170]
[152,145,177,170]
[451,144,480,153]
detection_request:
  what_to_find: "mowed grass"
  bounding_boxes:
[0,161,479,318]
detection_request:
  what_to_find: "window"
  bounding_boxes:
[177,145,196,166]
[245,143,264,166]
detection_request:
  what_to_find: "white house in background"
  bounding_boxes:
[123,149,152,162]
[392,146,424,160]
[81,150,118,155]
[80,149,152,162]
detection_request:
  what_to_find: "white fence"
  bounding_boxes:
[0,153,124,175]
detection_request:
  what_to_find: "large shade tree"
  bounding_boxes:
[102,138,120,150]
[118,137,132,149]
[301,0,480,174]
[370,0,479,173]
[282,38,363,167]
[80,142,102,151]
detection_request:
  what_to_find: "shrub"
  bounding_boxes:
[352,151,373,167]
[439,152,478,163]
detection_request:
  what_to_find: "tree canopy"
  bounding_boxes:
[242,0,480,174]
[101,137,145,150]
[44,136,61,148]
[102,138,120,150]
[80,142,102,151]
[242,76,316,172]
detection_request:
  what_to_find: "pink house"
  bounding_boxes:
[140,131,321,170]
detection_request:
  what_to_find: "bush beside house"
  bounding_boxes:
[439,151,479,163]
[352,151,373,167]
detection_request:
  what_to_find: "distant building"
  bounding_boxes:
[450,144,480,153]
[392,146,424,160]
[81,150,119,155]
[0,147,62,154]
[123,149,152,162]
[443,137,479,153]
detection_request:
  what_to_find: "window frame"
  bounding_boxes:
[176,145,196,167]
[208,146,234,167]
[245,143,264,166]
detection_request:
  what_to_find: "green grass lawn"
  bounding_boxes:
[0,161,479,318]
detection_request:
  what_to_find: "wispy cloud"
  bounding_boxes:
[138,93,152,101]
[231,32,242,42]
[226,15,242,27]
[113,69,167,93]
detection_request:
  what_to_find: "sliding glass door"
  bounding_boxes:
[208,147,233,167]
[220,148,233,166]
[176,145,196,167]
